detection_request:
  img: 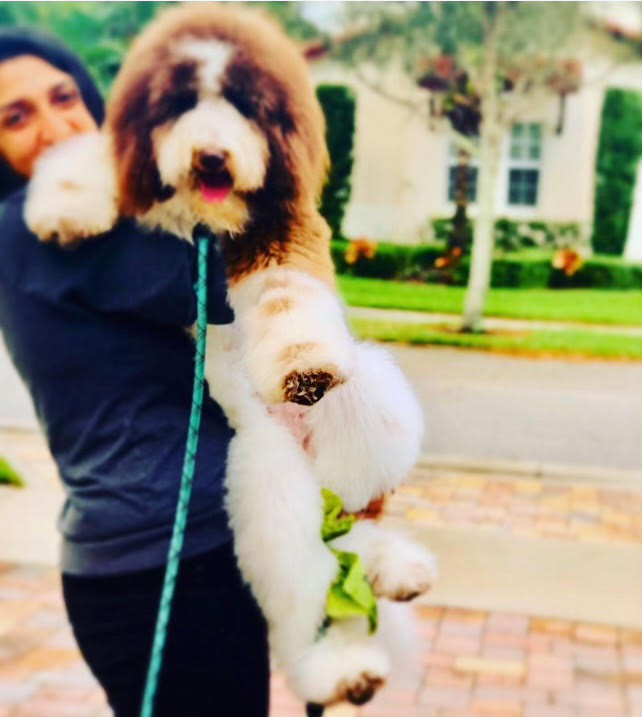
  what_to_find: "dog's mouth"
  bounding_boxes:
[194,168,233,204]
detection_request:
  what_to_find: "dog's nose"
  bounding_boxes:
[195,151,228,173]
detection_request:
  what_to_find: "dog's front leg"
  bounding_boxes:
[228,266,357,406]
[303,341,425,513]
[25,131,119,245]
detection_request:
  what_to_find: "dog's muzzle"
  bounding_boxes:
[192,150,234,204]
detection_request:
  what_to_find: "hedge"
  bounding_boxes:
[316,85,356,240]
[331,240,642,289]
[592,88,642,255]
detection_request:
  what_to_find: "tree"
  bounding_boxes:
[0,2,316,93]
[0,2,167,92]
[324,2,601,330]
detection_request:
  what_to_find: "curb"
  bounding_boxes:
[346,305,642,337]
[417,453,642,491]
[1,425,639,492]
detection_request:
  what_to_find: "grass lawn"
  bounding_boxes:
[338,276,642,326]
[0,457,24,487]
[349,319,642,360]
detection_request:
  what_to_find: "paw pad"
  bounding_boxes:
[283,369,339,405]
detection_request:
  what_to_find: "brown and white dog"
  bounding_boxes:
[26,4,437,707]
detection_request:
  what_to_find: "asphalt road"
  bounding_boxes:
[1,336,640,473]
[388,344,642,473]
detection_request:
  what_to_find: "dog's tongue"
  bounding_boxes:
[200,182,231,203]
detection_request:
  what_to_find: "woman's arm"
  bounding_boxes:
[0,190,233,327]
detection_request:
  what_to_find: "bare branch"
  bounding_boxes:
[448,129,480,157]
[353,67,428,118]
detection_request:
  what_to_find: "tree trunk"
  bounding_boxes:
[460,6,502,332]
[451,151,471,252]
[460,121,501,331]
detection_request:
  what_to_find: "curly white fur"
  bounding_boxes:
[205,308,436,705]
[304,341,425,512]
[24,77,437,711]
[228,267,357,404]
[25,131,118,245]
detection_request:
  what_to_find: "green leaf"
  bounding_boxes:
[321,488,355,541]
[320,489,378,633]
[326,550,378,633]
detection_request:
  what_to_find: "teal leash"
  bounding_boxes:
[139,232,211,717]
[139,230,326,717]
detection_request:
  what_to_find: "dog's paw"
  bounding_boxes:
[290,634,389,706]
[371,541,438,602]
[262,314,355,406]
[232,268,356,405]
[25,132,119,246]
[283,367,341,406]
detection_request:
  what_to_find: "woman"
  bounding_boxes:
[0,28,269,716]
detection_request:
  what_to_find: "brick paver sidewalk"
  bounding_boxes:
[1,428,641,716]
[0,562,641,717]
[390,475,642,545]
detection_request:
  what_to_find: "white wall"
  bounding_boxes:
[310,57,638,246]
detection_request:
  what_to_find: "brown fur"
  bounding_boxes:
[260,296,294,317]
[278,342,317,364]
[106,3,335,286]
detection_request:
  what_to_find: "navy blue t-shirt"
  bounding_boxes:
[0,190,235,575]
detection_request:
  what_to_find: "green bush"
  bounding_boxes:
[550,257,642,289]
[317,85,356,240]
[332,240,642,289]
[430,216,582,251]
[491,258,552,288]
[332,240,448,280]
[592,89,642,255]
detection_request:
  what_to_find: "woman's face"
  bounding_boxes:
[0,54,97,178]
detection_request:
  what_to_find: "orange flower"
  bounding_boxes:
[345,237,378,264]
[552,249,583,276]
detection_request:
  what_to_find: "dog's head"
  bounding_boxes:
[107,4,330,264]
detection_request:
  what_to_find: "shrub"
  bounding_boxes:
[316,85,356,240]
[592,88,642,255]
[430,216,583,251]
[332,240,642,289]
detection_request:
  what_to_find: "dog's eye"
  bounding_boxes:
[151,90,198,125]
[168,90,198,116]
[267,103,295,134]
[223,86,256,120]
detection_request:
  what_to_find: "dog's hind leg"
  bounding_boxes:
[206,325,390,706]
[222,403,389,704]
[329,522,438,603]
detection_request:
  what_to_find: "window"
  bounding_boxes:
[447,142,479,203]
[508,169,538,205]
[507,123,541,206]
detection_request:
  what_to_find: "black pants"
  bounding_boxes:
[62,543,270,717]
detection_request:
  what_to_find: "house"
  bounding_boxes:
[304,5,642,254]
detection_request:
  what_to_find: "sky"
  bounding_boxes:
[300,1,343,34]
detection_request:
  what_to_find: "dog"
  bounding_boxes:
[26,4,437,707]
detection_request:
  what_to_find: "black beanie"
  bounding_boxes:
[0,26,105,199]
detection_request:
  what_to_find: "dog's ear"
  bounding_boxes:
[109,74,174,216]
[273,98,329,210]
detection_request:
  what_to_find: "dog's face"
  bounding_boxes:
[107,5,329,250]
